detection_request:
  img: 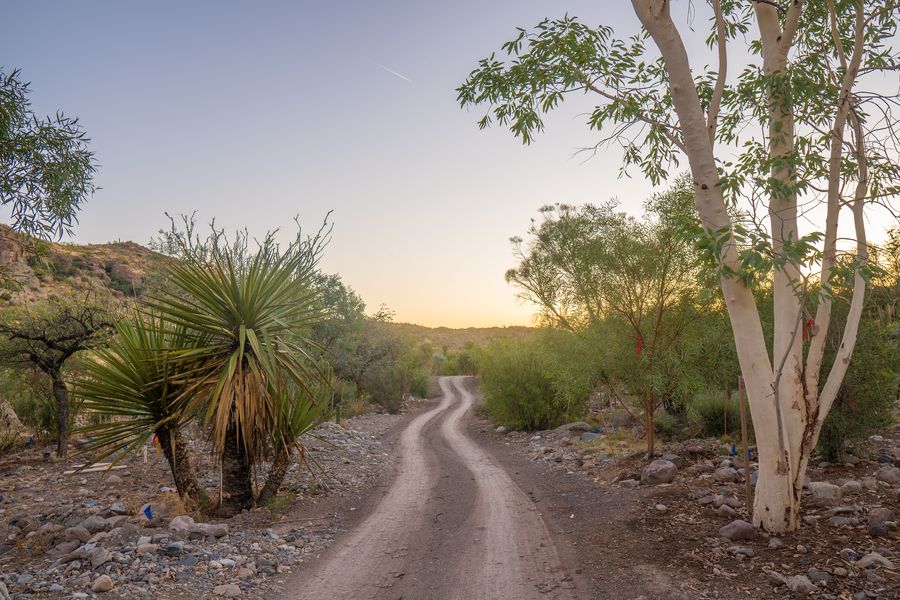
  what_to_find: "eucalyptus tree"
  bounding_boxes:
[0,69,96,240]
[459,1,900,531]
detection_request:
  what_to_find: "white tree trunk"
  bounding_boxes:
[632,0,868,533]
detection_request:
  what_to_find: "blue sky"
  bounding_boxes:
[2,2,893,326]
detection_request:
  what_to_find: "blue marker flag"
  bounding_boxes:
[143,505,153,520]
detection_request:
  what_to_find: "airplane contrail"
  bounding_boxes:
[375,62,413,83]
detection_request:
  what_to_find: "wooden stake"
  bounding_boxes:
[738,376,752,512]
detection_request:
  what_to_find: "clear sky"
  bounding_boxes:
[2,2,895,327]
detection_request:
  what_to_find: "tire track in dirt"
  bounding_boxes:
[285,376,575,600]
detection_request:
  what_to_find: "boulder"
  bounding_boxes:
[875,466,900,484]
[785,575,816,595]
[190,522,229,538]
[808,481,841,502]
[78,515,107,534]
[714,467,739,483]
[867,507,894,527]
[64,526,91,543]
[661,453,684,468]
[213,583,242,598]
[640,460,678,485]
[92,575,114,593]
[168,515,195,533]
[856,552,894,569]
[555,422,593,435]
[719,519,757,541]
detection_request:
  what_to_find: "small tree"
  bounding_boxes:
[0,293,114,456]
[505,184,699,457]
[1,69,96,240]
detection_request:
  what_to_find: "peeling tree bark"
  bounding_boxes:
[631,0,869,532]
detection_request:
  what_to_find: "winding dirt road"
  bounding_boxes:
[285,376,576,600]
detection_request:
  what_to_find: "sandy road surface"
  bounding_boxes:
[284,376,576,600]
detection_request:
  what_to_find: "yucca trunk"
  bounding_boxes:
[155,425,208,506]
[219,421,254,515]
[52,375,70,458]
[256,446,292,506]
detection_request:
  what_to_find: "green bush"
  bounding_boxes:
[362,364,407,413]
[688,389,746,438]
[475,332,588,430]
[819,320,898,461]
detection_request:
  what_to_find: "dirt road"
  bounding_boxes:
[285,376,576,600]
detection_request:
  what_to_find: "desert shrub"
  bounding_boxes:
[475,333,588,430]
[363,364,407,413]
[688,389,745,438]
[653,410,680,439]
[819,320,898,461]
[0,367,57,437]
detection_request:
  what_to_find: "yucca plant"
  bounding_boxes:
[148,231,328,514]
[76,311,208,505]
[256,375,331,506]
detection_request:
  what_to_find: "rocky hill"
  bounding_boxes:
[0,226,162,306]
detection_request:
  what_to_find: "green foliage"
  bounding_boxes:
[689,390,744,439]
[0,366,57,437]
[0,69,96,239]
[476,331,590,431]
[819,319,898,461]
[146,221,328,463]
[75,312,195,458]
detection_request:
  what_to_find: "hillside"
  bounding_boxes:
[0,225,161,305]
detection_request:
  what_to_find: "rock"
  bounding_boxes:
[64,526,91,543]
[842,480,862,493]
[840,548,860,562]
[495,426,509,434]
[90,547,111,568]
[236,567,253,578]
[808,481,841,502]
[765,570,786,585]
[715,504,736,518]
[719,520,757,541]
[730,545,754,557]
[829,516,851,527]
[640,460,677,485]
[867,507,894,527]
[0,582,9,600]
[861,476,878,490]
[661,453,683,468]
[654,503,667,512]
[136,543,158,555]
[109,502,128,515]
[807,569,831,584]
[768,537,784,549]
[162,541,184,556]
[785,575,816,595]
[105,474,123,485]
[874,466,900,484]
[714,467,739,483]
[213,583,242,597]
[555,422,593,435]
[79,515,108,534]
[169,515,195,533]
[190,522,229,538]
[619,479,639,488]
[92,575,114,593]
[856,552,894,569]
[179,554,199,566]
[832,567,848,577]
[580,432,600,441]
